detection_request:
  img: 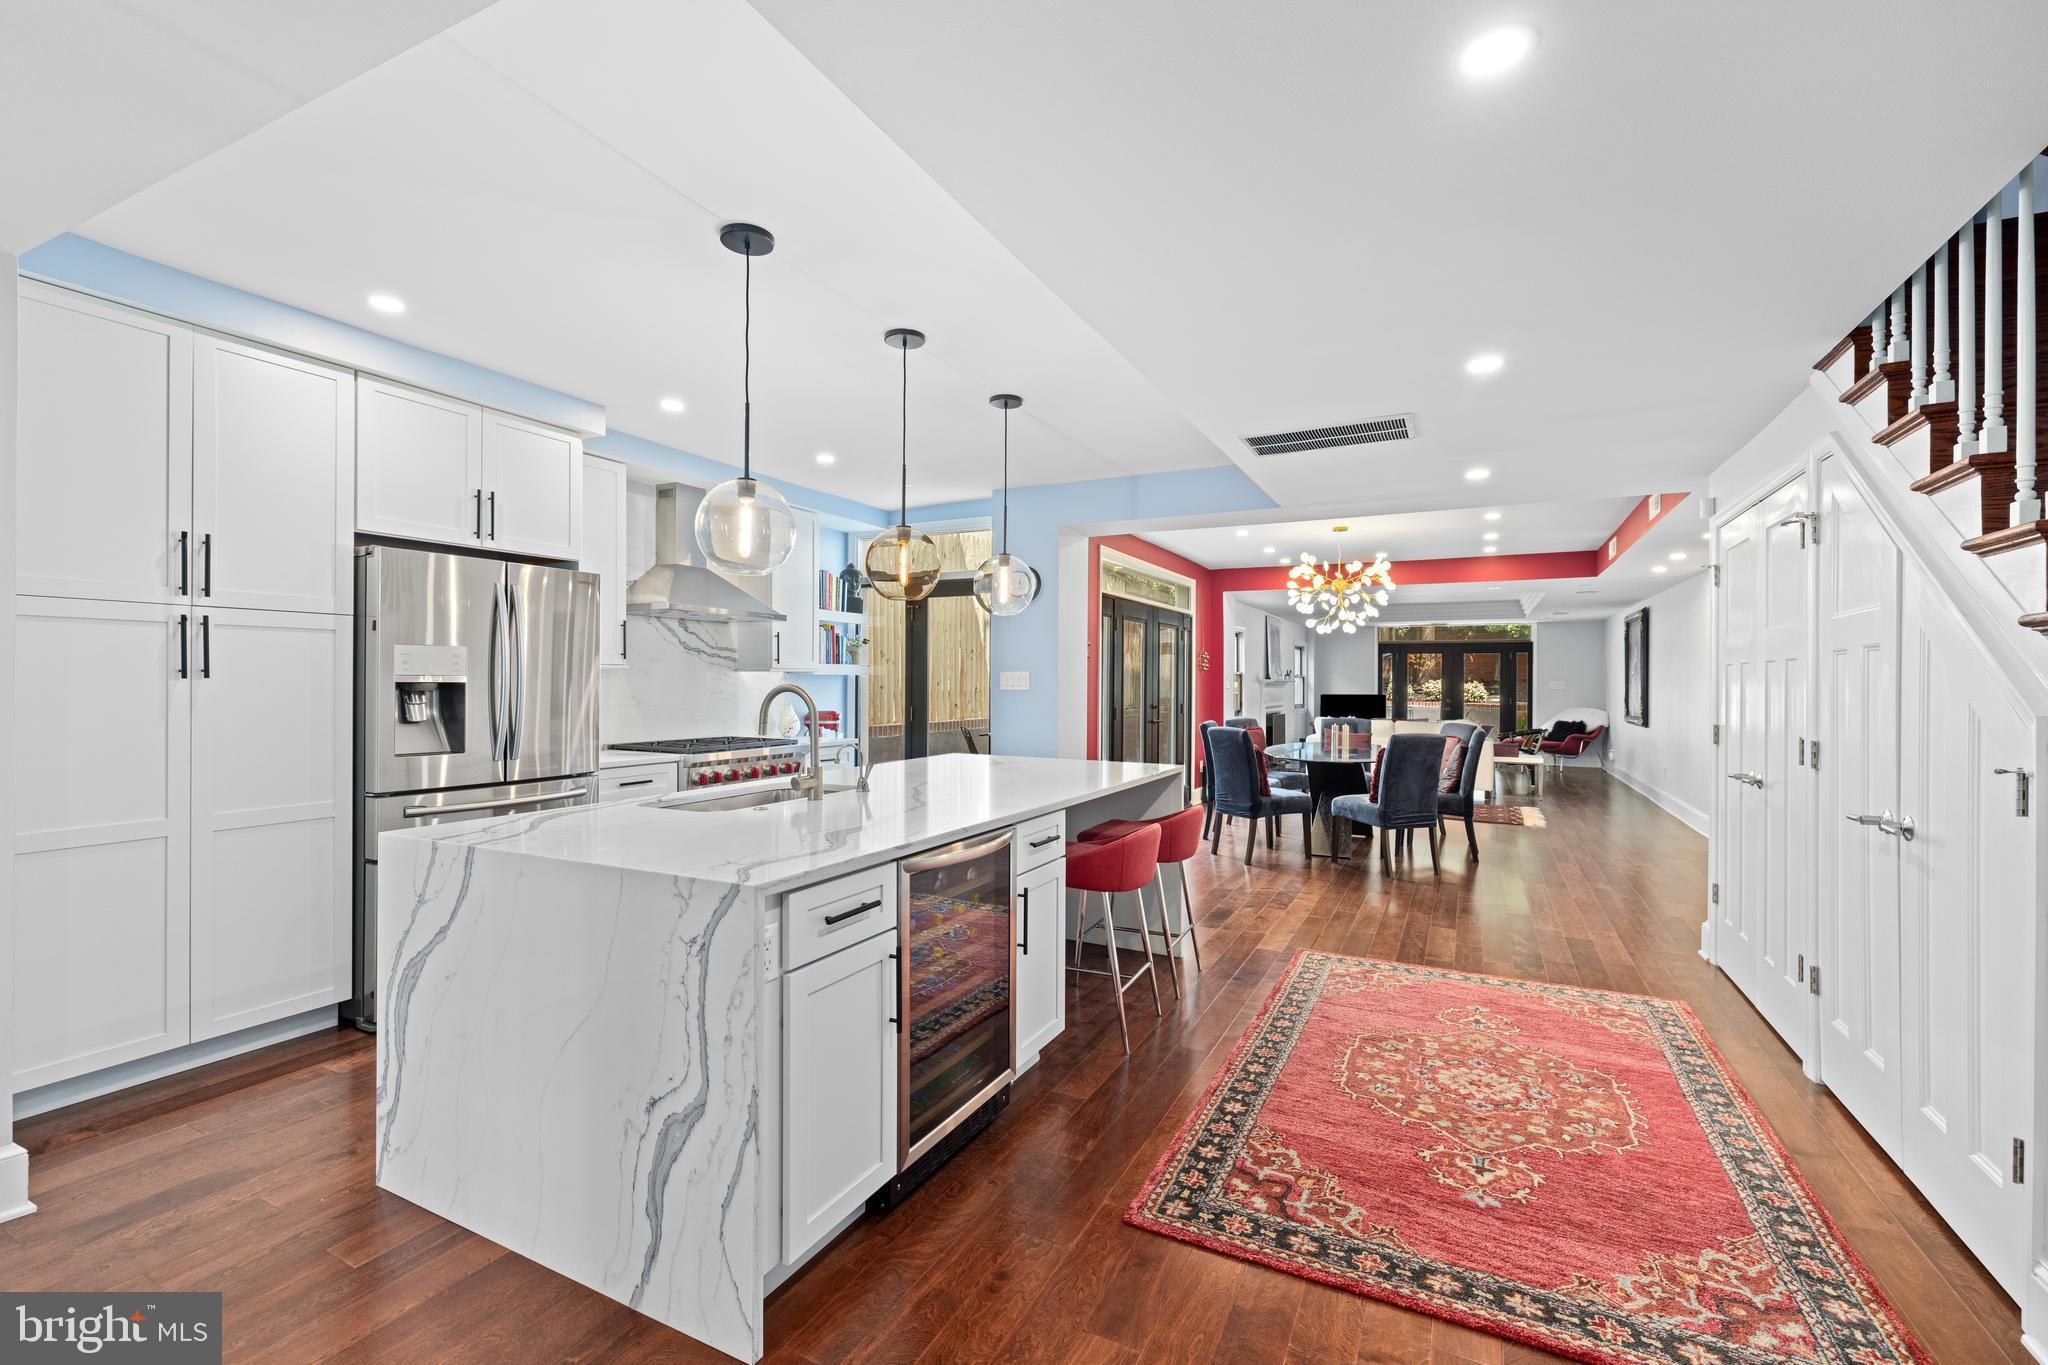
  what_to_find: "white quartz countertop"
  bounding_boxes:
[385,753,1181,893]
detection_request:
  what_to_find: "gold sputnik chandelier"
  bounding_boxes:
[1286,526,1395,634]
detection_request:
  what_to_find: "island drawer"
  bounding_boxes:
[598,762,679,803]
[1014,811,1067,874]
[783,864,898,969]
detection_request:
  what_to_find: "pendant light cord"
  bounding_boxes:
[741,247,752,481]
[899,341,909,525]
[1001,405,1010,554]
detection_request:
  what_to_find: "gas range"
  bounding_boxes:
[607,735,809,791]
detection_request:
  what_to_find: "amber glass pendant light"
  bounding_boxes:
[695,223,796,575]
[864,328,942,602]
[973,393,1037,616]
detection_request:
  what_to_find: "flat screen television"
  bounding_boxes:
[1318,692,1386,720]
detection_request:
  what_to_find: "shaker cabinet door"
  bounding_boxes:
[356,378,484,547]
[189,609,351,1041]
[16,282,191,604]
[1015,858,1066,1070]
[782,928,898,1262]
[483,409,582,561]
[581,453,628,666]
[193,334,354,613]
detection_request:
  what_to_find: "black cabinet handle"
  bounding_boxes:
[199,614,211,678]
[1019,886,1030,954]
[617,778,655,789]
[823,898,883,926]
[176,531,189,595]
[621,620,628,661]
[474,489,484,539]
[177,614,189,679]
[888,950,903,1030]
[487,491,496,539]
[200,534,213,597]
[1028,833,1060,849]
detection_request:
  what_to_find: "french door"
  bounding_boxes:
[1378,643,1530,731]
[1100,598,1192,769]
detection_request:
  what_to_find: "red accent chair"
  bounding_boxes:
[1536,708,1609,765]
[1078,805,1206,999]
[1063,823,1164,1053]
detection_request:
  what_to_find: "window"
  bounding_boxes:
[1377,624,1533,734]
[1292,643,1306,705]
[1378,623,1531,643]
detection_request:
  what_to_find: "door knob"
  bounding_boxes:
[1844,812,1888,828]
[1881,813,1916,842]
[1726,771,1763,788]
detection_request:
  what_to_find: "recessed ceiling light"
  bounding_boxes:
[1487,586,1502,591]
[1465,468,1491,482]
[1483,531,1500,541]
[1651,565,1669,574]
[1482,545,1499,554]
[1458,25,1536,80]
[1482,511,1502,521]
[366,293,406,315]
[1464,352,1506,377]
[1262,545,1276,554]
[1276,558,1289,566]
[1235,528,1249,537]
[659,397,685,414]
[1701,532,1711,541]
[815,451,836,465]
[1668,551,1686,561]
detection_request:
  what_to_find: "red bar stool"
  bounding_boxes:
[1064,823,1163,1054]
[1079,806,1206,1000]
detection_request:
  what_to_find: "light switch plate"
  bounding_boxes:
[999,671,1030,691]
[1548,680,1565,690]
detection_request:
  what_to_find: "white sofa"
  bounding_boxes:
[1311,716,1497,796]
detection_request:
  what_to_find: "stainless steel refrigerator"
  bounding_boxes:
[349,544,601,1028]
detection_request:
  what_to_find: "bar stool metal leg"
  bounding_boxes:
[1123,888,1164,1015]
[1148,869,1182,1001]
[1100,892,1132,1050]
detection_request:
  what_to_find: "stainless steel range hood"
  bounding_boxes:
[627,484,787,623]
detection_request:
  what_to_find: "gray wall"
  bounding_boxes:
[2,255,22,1212]
[1224,597,1314,740]
[1312,629,1378,705]
[1532,619,1608,722]
[1604,573,1712,831]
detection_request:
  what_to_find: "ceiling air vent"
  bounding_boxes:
[1244,414,1417,457]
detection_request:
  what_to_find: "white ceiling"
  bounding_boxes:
[74,0,1225,509]
[750,0,2048,512]
[0,0,496,253]
[1142,495,1638,569]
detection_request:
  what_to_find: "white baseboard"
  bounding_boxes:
[0,1143,33,1224]
[1607,763,1709,835]
[14,1007,341,1120]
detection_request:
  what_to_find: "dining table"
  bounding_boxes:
[1265,736,1376,858]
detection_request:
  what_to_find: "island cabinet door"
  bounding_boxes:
[782,927,900,1262]
[1014,857,1066,1071]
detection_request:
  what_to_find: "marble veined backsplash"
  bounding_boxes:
[600,615,797,740]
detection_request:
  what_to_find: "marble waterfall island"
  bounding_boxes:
[374,753,1183,1362]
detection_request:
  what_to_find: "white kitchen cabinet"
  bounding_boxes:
[355,377,484,548]
[770,506,820,670]
[484,408,582,561]
[12,598,192,1089]
[189,609,350,1041]
[582,453,629,667]
[598,762,677,803]
[782,927,899,1262]
[1015,857,1066,1072]
[193,334,355,614]
[16,282,192,604]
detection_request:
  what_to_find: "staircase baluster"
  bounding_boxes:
[1959,209,1978,456]
[1909,262,1929,409]
[1887,282,1909,364]
[2016,161,2039,522]
[1983,192,2009,454]
[1930,239,1952,403]
[1871,301,1888,373]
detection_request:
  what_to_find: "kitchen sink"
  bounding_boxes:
[655,777,856,813]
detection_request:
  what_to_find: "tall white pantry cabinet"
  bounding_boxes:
[12,282,352,1090]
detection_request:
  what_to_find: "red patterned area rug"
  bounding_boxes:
[1473,804,1546,827]
[1126,952,1927,1365]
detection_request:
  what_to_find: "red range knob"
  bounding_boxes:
[695,772,710,786]
[707,771,722,784]
[785,762,799,774]
[747,766,761,780]
[726,769,741,782]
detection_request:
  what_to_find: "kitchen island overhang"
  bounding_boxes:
[373,754,1184,1362]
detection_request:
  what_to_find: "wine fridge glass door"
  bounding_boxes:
[899,829,1017,1165]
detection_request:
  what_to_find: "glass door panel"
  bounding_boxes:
[1461,652,1502,732]
[1404,651,1446,721]
[1155,617,1188,766]
[1118,613,1146,760]
[900,832,1015,1163]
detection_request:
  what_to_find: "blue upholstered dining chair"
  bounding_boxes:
[1328,733,1447,875]
[1199,719,1221,840]
[1206,725,1312,864]
[1438,722,1492,861]
[1222,716,1306,792]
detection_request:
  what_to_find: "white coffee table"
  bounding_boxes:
[1492,751,1544,799]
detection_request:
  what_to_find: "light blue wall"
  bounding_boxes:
[20,234,606,435]
[954,465,1278,756]
[585,428,887,530]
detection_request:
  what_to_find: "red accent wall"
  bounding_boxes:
[1085,535,1223,768]
[1595,493,1689,574]
[1211,548,1600,594]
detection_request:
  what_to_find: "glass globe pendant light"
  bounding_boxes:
[863,328,942,602]
[695,223,796,576]
[973,394,1038,616]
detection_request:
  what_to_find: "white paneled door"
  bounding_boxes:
[192,334,354,614]
[189,609,351,1041]
[1815,455,1904,1158]
[16,282,191,604]
[12,598,192,1089]
[1714,474,1813,1055]
[1898,570,2033,1298]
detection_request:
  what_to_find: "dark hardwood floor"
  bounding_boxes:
[3,771,2025,1363]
